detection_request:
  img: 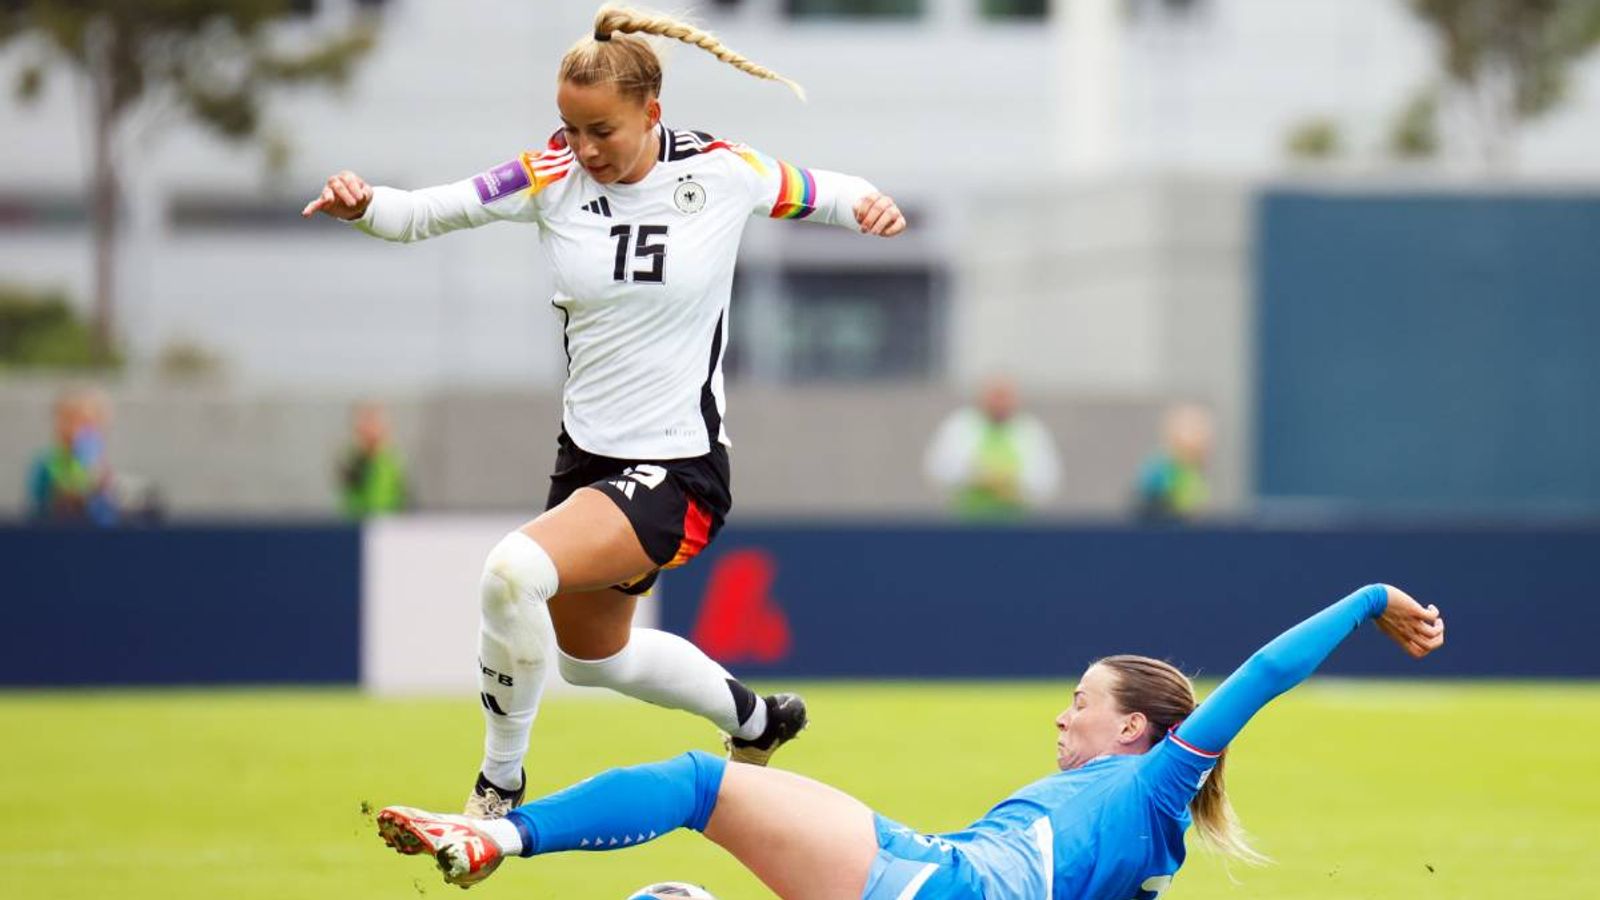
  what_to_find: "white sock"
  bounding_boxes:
[477,532,560,789]
[475,817,523,856]
[558,628,769,739]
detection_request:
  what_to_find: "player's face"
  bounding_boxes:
[556,80,662,185]
[1055,664,1136,770]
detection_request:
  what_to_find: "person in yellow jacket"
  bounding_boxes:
[924,376,1062,519]
[338,401,410,518]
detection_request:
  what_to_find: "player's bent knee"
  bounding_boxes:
[556,646,627,688]
[481,531,561,612]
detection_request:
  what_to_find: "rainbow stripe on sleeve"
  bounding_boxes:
[770,160,818,220]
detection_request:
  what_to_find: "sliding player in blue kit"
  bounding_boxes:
[375,583,1446,898]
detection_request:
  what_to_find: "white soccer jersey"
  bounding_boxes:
[353,123,876,460]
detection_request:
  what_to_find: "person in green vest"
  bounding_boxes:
[924,375,1061,519]
[338,401,410,517]
[28,387,118,526]
[1135,403,1213,523]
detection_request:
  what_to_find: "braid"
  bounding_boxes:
[592,5,807,101]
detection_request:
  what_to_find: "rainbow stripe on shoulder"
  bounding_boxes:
[524,146,574,195]
[472,140,572,206]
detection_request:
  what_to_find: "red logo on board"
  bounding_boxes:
[692,549,791,664]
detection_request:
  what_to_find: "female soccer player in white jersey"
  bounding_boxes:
[375,584,1445,899]
[303,5,906,817]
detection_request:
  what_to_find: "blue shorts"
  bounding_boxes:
[860,815,983,900]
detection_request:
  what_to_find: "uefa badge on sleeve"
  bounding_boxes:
[674,178,707,214]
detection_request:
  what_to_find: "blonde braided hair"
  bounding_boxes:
[564,4,807,102]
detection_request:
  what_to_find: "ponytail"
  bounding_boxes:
[562,4,807,101]
[1094,655,1268,865]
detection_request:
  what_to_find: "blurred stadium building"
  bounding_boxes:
[4,0,1598,519]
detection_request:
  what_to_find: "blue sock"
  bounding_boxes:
[504,750,727,858]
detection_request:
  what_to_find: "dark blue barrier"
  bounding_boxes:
[662,523,1600,679]
[1256,190,1600,513]
[0,525,361,686]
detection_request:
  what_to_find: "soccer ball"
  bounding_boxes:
[625,882,717,900]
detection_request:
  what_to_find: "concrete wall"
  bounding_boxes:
[0,378,1172,518]
[954,175,1252,508]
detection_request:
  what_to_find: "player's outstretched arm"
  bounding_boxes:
[739,147,905,237]
[301,159,546,243]
[1174,584,1445,755]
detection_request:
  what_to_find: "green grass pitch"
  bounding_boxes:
[3,681,1597,899]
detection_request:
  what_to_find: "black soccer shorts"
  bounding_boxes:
[544,429,732,595]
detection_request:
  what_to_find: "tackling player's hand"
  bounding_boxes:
[1375,585,1445,659]
[302,170,373,220]
[854,192,906,237]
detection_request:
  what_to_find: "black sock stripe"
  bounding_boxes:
[726,678,758,727]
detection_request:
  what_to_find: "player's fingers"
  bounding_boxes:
[301,196,326,217]
[340,172,369,202]
[858,201,882,233]
[854,192,879,224]
[862,196,893,233]
[880,208,907,237]
[330,177,358,208]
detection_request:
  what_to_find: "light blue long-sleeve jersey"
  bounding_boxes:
[867,584,1391,900]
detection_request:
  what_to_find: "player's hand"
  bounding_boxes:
[302,170,373,220]
[1375,585,1445,659]
[854,192,906,237]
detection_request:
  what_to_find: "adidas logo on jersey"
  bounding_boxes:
[581,196,613,217]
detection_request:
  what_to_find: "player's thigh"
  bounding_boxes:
[521,487,655,593]
[547,587,637,659]
[704,763,878,900]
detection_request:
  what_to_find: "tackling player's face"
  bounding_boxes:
[1055,664,1142,770]
[557,80,661,185]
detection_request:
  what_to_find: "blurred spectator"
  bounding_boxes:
[1134,403,1214,523]
[338,401,410,518]
[924,376,1061,519]
[28,387,118,525]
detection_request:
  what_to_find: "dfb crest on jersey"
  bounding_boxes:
[674,179,707,214]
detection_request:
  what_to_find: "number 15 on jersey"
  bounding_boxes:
[611,224,669,284]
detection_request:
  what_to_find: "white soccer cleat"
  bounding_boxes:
[377,805,505,889]
[464,770,525,819]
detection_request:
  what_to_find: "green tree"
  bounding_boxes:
[1389,85,1442,160]
[1285,116,1344,161]
[0,1,378,364]
[1404,0,1600,168]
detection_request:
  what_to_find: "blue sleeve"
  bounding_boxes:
[1174,584,1390,755]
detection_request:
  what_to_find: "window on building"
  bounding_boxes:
[784,0,923,20]
[979,0,1046,20]
[1130,0,1211,19]
[728,266,940,382]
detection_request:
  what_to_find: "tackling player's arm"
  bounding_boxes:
[1173,584,1446,756]
[727,144,906,237]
